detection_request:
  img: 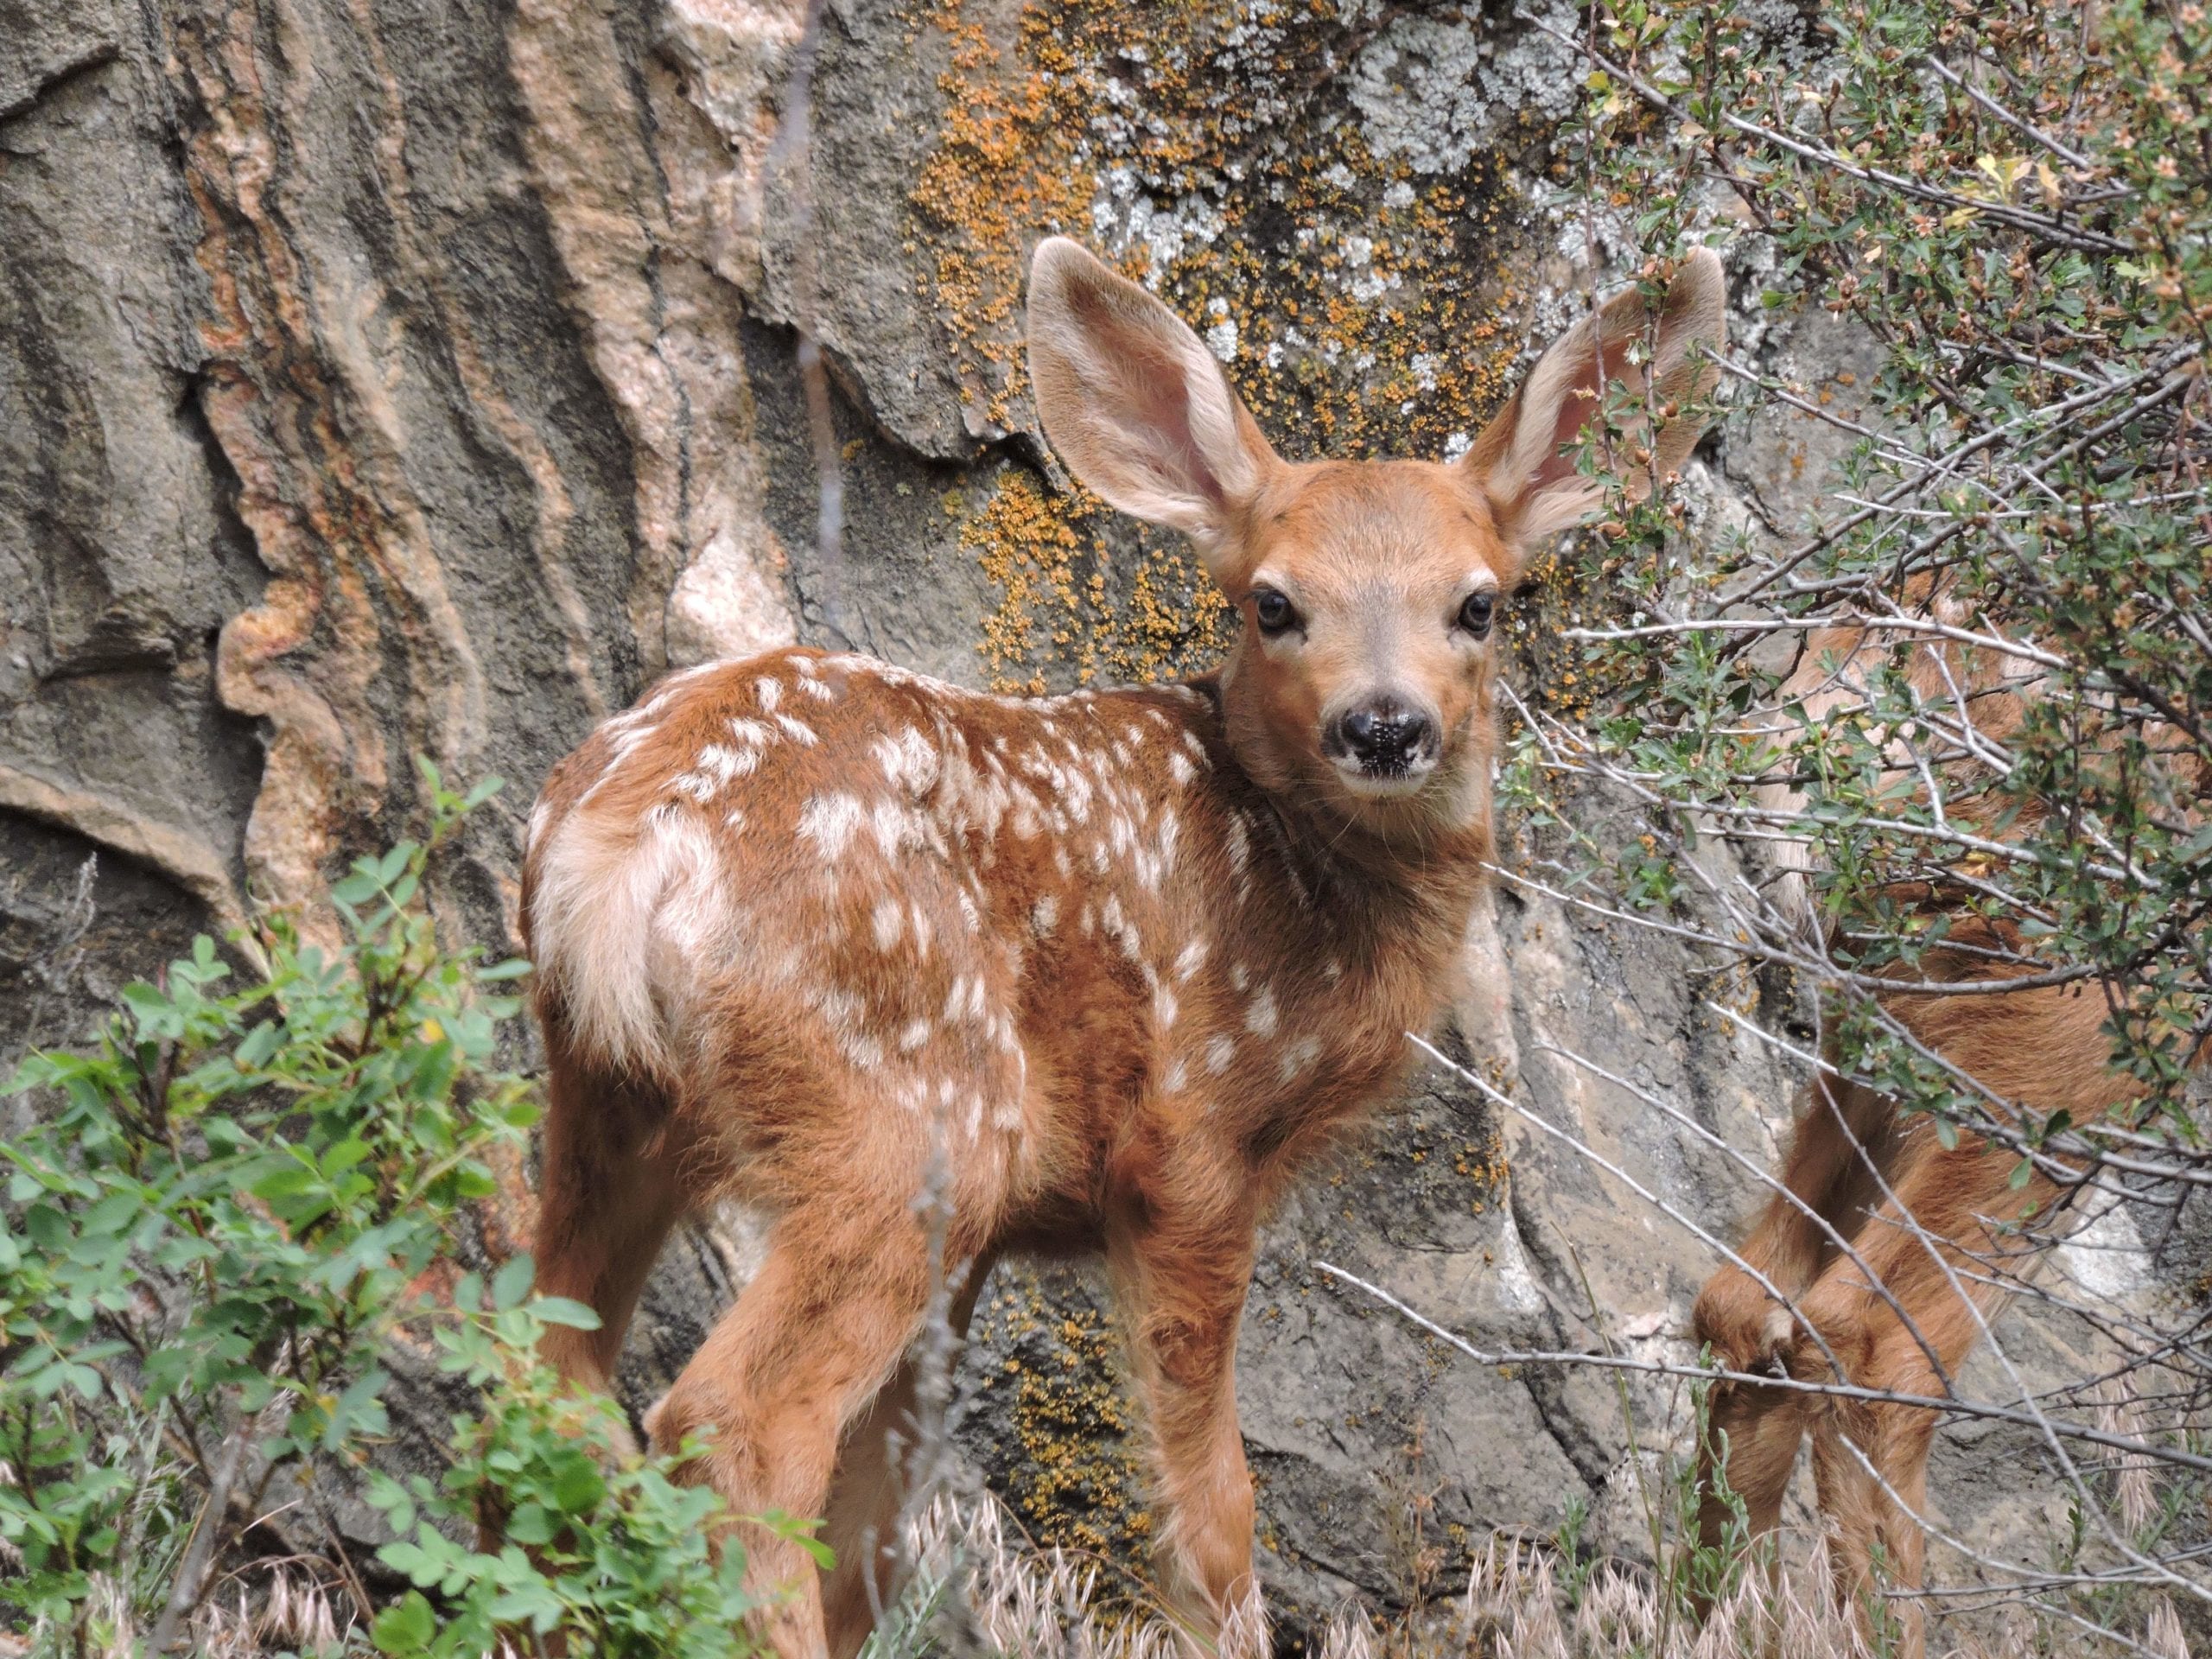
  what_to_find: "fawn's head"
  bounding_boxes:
[1027,238,1726,836]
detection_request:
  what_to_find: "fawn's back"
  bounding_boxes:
[1762,582,2187,1119]
[522,641,1485,1246]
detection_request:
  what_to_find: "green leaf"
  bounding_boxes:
[505,1501,555,1546]
[321,1137,372,1179]
[379,1539,446,1587]
[22,1205,71,1252]
[491,1253,537,1312]
[548,1454,606,1516]
[120,982,178,1037]
[365,1471,417,1535]
[330,869,381,907]
[251,1163,319,1202]
[234,1019,284,1068]
[372,1589,436,1653]
[325,1368,394,1447]
[80,1191,142,1238]
[486,1577,564,1630]
[530,1296,602,1332]
[752,1510,836,1570]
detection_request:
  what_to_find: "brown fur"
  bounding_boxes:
[519,238,1726,1658]
[1694,602,2185,1656]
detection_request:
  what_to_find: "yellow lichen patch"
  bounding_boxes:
[908,2,1098,433]
[964,465,1232,691]
[1513,547,1594,720]
[966,1266,1156,1611]
[915,0,1539,449]
[912,0,1549,692]
[1453,1135,1509,1216]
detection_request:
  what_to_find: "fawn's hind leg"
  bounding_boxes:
[531,1024,690,1426]
[1691,1073,1903,1567]
[818,1254,993,1659]
[1693,1376,1809,1558]
[1693,1230,1816,1562]
[1808,1393,1938,1659]
[648,1201,934,1659]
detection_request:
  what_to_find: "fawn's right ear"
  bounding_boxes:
[1462,247,1727,570]
[1027,237,1279,573]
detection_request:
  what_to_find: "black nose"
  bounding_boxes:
[1335,699,1436,773]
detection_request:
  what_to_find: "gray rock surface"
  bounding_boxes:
[0,0,2130,1649]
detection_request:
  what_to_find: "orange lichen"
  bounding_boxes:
[967,1266,1154,1599]
[909,3,1099,434]
[964,466,1232,692]
[911,0,1546,693]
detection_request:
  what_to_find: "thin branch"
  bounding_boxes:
[1314,1257,2212,1478]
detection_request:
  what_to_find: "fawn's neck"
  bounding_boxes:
[1199,669,1489,875]
[1179,674,1494,1012]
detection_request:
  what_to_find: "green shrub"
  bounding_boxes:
[0,766,781,1656]
[1498,0,2212,1637]
[1541,0,2212,1144]
[361,1280,785,1659]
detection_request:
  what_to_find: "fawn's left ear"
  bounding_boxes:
[1027,237,1281,575]
[1462,248,1727,568]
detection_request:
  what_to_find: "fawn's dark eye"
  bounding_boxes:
[1253,588,1299,636]
[1457,590,1496,639]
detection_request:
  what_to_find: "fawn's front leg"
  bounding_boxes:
[1108,1192,1262,1653]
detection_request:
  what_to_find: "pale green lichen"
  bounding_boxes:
[910,0,1549,695]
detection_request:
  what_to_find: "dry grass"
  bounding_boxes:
[191,1565,347,1656]
[886,1491,1374,1659]
[880,1495,2195,1659]
[15,1492,2181,1656]
[1469,1541,1923,1659]
[5,1561,355,1659]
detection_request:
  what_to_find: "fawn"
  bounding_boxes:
[1692,597,2182,1656]
[520,236,1726,1658]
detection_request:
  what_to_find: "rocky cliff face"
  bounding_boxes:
[0,0,2126,1643]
